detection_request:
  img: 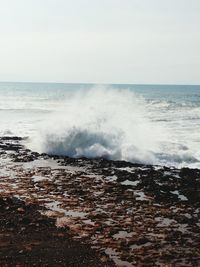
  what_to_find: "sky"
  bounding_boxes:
[0,0,199,84]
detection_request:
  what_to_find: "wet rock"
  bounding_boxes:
[0,136,200,266]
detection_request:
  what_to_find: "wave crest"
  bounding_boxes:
[30,86,168,165]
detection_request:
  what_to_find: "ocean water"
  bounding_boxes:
[0,82,200,169]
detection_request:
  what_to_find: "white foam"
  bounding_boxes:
[1,83,200,169]
[30,87,167,166]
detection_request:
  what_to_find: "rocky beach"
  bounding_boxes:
[0,136,200,266]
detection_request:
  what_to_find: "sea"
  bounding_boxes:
[0,82,200,169]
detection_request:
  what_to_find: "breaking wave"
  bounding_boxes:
[30,86,169,165]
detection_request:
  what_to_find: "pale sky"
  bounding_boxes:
[0,0,199,84]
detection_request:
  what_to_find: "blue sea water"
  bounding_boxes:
[0,82,200,168]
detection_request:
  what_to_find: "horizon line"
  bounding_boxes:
[0,80,200,86]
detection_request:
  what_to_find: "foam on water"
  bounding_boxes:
[30,86,168,165]
[1,82,200,168]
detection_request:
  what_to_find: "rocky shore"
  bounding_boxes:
[0,197,112,267]
[0,136,200,266]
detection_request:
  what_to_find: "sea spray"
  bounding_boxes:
[30,86,167,164]
[1,82,200,168]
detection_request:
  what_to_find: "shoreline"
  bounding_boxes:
[0,136,200,266]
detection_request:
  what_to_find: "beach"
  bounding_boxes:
[0,136,199,266]
[0,197,112,267]
[1,0,200,265]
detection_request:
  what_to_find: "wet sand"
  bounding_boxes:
[0,137,200,266]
